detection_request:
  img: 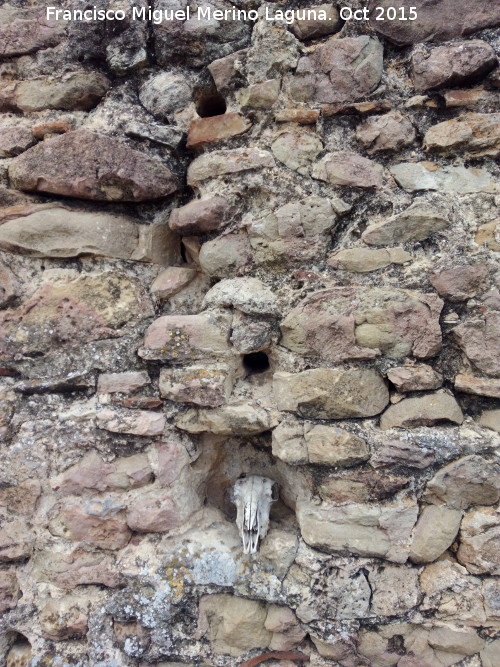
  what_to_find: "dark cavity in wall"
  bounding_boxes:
[243,351,270,374]
[196,91,227,117]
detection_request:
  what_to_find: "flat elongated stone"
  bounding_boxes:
[273,368,389,419]
[187,148,275,184]
[159,364,234,407]
[328,247,411,272]
[362,201,450,245]
[176,403,278,435]
[169,197,229,235]
[390,162,498,194]
[9,131,178,202]
[187,113,251,148]
[424,113,500,157]
[380,392,463,429]
[312,152,384,188]
[97,371,150,395]
[356,111,416,153]
[455,374,500,399]
[369,0,500,46]
[290,4,341,40]
[411,41,497,91]
[387,365,442,392]
[410,506,463,563]
[97,408,166,436]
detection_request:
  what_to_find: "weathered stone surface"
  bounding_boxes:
[380,392,464,430]
[425,455,500,510]
[281,287,443,362]
[0,570,19,612]
[312,152,384,188]
[0,203,142,260]
[48,500,131,549]
[453,313,500,377]
[271,130,323,175]
[455,374,500,399]
[169,197,229,235]
[32,549,122,589]
[265,605,306,651]
[126,489,188,533]
[362,201,450,246]
[0,4,66,56]
[369,566,420,615]
[458,506,500,575]
[425,113,500,157]
[40,596,88,641]
[97,408,166,436]
[409,505,462,563]
[150,267,198,300]
[230,311,275,354]
[443,87,500,107]
[0,518,34,562]
[202,277,278,316]
[139,311,232,362]
[292,36,383,104]
[187,113,251,149]
[197,594,271,656]
[0,479,41,515]
[9,131,178,201]
[130,221,182,265]
[273,368,389,419]
[208,49,248,92]
[356,112,416,153]
[187,148,275,184]
[274,108,320,124]
[482,640,500,667]
[175,403,278,435]
[328,247,411,272]
[0,272,152,358]
[198,232,253,277]
[290,4,341,40]
[0,72,110,112]
[390,162,498,194]
[387,365,442,392]
[411,41,497,92]
[139,71,192,119]
[430,263,489,301]
[0,125,34,157]
[369,0,500,46]
[476,218,500,251]
[319,470,410,504]
[159,364,234,407]
[272,420,369,467]
[52,452,153,495]
[97,371,150,395]
[297,495,418,562]
[238,79,280,109]
[479,409,500,432]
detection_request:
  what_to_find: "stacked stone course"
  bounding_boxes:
[0,1,499,665]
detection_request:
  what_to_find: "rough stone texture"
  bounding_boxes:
[159,364,234,407]
[369,0,500,45]
[476,218,500,251]
[202,277,278,315]
[0,4,66,56]
[290,5,341,41]
[453,313,500,376]
[425,456,500,510]
[238,79,281,109]
[356,112,416,153]
[273,368,389,419]
[387,365,443,392]
[187,113,251,149]
[479,409,500,432]
[455,374,500,399]
[457,506,500,574]
[187,148,275,184]
[312,152,384,188]
[176,403,278,435]
[97,407,166,436]
[150,267,198,300]
[424,113,500,157]
[362,201,451,245]
[411,41,497,92]
[292,36,383,104]
[281,287,443,362]
[328,247,411,272]
[380,392,464,430]
[390,162,498,194]
[430,263,489,301]
[139,71,192,119]
[169,197,229,235]
[9,131,178,201]
[410,505,463,563]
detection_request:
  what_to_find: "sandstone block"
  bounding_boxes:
[312,152,384,188]
[297,495,418,562]
[198,232,253,277]
[265,605,306,651]
[292,36,383,104]
[410,505,463,563]
[356,112,416,153]
[273,368,389,419]
[369,0,500,45]
[202,277,278,316]
[411,41,497,92]
[281,287,443,363]
[453,313,500,377]
[425,455,500,510]
[455,374,500,399]
[0,125,34,157]
[328,247,411,273]
[476,218,500,251]
[97,371,150,395]
[458,506,500,575]
[290,4,341,40]
[390,162,498,194]
[369,565,420,615]
[0,518,33,562]
[150,267,198,300]
[32,549,122,589]
[187,113,251,148]
[169,197,229,235]
[0,479,41,515]
[362,200,450,245]
[139,71,192,119]
[424,113,500,157]
[139,311,232,362]
[40,596,88,641]
[0,570,19,612]
[0,4,66,56]
[97,408,166,436]
[380,392,463,429]
[238,79,280,108]
[9,131,178,201]
[208,49,248,91]
[271,130,323,175]
[386,365,443,392]
[175,403,278,435]
[274,108,320,124]
[126,489,187,533]
[479,409,500,433]
[187,148,275,184]
[159,364,234,407]
[430,264,489,301]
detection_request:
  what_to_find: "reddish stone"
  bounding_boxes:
[96,408,166,437]
[32,120,72,139]
[453,313,500,377]
[187,113,251,148]
[123,397,163,409]
[430,264,489,301]
[169,197,229,235]
[126,490,181,533]
[0,570,19,612]
[97,371,151,394]
[274,109,319,124]
[0,518,34,562]
[0,5,66,56]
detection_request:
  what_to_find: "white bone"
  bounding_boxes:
[232,474,277,554]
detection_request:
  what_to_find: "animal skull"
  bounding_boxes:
[231,474,278,554]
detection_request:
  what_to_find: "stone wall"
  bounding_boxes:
[0,1,499,665]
